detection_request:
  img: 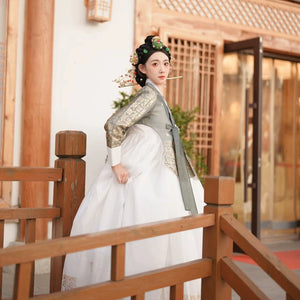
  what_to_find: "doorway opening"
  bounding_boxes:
[221,40,300,240]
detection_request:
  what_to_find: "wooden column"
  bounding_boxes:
[50,131,86,292]
[134,0,153,48]
[201,176,234,300]
[1,0,19,207]
[20,0,55,240]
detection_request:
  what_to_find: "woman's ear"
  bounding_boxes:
[138,64,146,74]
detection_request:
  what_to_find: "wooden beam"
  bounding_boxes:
[0,167,62,181]
[0,214,214,267]
[0,207,60,220]
[34,259,212,300]
[151,10,300,56]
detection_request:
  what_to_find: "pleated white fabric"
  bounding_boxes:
[62,124,204,299]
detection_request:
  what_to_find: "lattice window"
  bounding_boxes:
[166,37,217,169]
[155,0,300,38]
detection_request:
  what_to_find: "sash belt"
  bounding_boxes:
[163,105,198,215]
[171,125,198,214]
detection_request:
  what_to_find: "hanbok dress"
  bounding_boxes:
[61,79,204,299]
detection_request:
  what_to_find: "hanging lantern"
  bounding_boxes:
[84,0,113,22]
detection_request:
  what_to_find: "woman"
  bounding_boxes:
[62,35,204,299]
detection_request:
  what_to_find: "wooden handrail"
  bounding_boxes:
[220,257,269,300]
[33,259,212,300]
[220,214,300,300]
[1,213,214,300]
[0,167,62,181]
[0,213,214,267]
[0,208,60,220]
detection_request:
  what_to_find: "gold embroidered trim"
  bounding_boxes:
[164,140,178,175]
[105,87,157,148]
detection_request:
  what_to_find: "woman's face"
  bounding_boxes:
[138,51,170,89]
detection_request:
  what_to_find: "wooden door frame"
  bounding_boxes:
[224,37,263,239]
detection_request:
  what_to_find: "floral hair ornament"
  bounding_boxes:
[130,52,138,65]
[113,68,137,88]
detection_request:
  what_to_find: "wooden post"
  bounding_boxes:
[20,0,55,240]
[201,176,234,300]
[1,0,19,207]
[50,131,86,292]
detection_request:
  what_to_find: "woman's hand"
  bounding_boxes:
[112,163,129,184]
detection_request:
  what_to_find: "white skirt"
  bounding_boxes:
[62,124,204,299]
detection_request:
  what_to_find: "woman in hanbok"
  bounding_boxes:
[62,35,204,299]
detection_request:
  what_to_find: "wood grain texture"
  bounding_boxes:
[220,257,269,300]
[1,213,214,267]
[111,244,125,281]
[34,259,211,300]
[13,263,32,300]
[0,208,60,220]
[221,214,300,300]
[1,0,19,207]
[0,167,62,182]
[20,0,55,240]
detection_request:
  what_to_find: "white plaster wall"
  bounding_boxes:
[5,0,135,248]
[51,0,135,191]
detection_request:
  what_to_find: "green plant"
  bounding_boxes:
[170,105,208,182]
[113,91,208,182]
[112,90,136,110]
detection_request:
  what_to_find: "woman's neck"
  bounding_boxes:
[146,79,164,96]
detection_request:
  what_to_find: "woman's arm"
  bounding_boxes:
[104,87,157,183]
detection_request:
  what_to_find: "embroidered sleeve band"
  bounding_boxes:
[104,86,157,148]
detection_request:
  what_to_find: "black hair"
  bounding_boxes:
[133,35,171,87]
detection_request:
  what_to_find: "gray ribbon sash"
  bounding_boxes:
[161,98,198,214]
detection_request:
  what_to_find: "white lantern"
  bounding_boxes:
[84,0,113,22]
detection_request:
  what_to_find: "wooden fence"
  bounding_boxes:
[0,131,86,298]
[0,130,299,299]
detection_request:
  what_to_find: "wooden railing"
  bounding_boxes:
[220,215,300,300]
[0,214,215,300]
[0,131,86,299]
[202,177,300,300]
[0,130,299,299]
